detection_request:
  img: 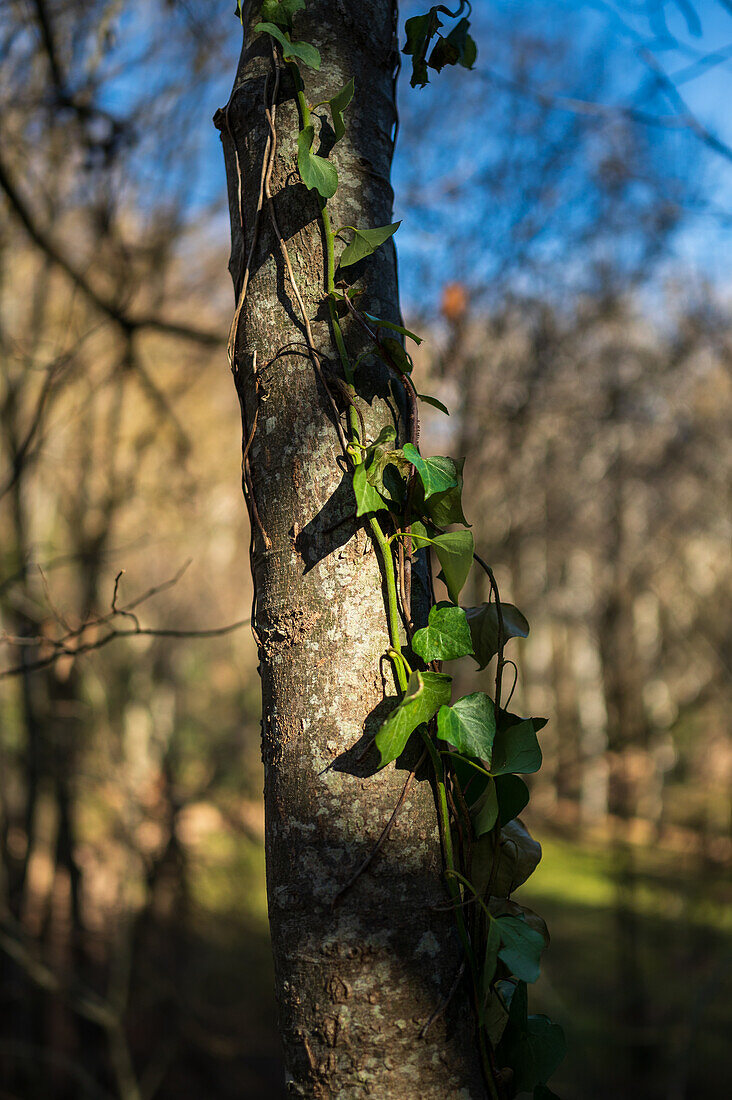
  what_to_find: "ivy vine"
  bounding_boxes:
[234,2,566,1096]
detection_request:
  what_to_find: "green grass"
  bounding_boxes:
[183,823,732,1098]
[517,830,732,1099]
[521,833,732,931]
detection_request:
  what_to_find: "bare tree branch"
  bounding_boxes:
[0,151,223,347]
[0,563,250,679]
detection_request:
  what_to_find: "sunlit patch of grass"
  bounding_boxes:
[182,818,732,1098]
[519,835,615,907]
[519,832,732,932]
[516,829,732,1099]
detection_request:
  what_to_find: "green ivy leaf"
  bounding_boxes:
[366,425,396,451]
[451,753,491,808]
[254,22,321,69]
[402,445,458,500]
[437,692,496,761]
[501,1016,566,1094]
[364,313,422,344]
[506,978,528,1027]
[455,20,478,70]
[425,457,468,526]
[297,125,338,198]
[495,773,530,826]
[402,9,443,87]
[432,529,474,603]
[339,222,401,267]
[417,392,449,415]
[380,336,413,374]
[352,463,387,517]
[491,716,543,776]
[375,670,452,768]
[495,900,549,945]
[408,519,430,545]
[484,984,512,1045]
[427,34,460,71]
[329,286,362,303]
[428,17,477,73]
[328,77,354,142]
[464,601,530,670]
[491,820,542,897]
[259,0,305,30]
[497,914,546,983]
[362,426,400,501]
[364,439,411,505]
[412,602,473,663]
[482,916,502,993]
[472,775,499,836]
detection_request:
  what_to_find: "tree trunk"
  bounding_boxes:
[216,3,485,1096]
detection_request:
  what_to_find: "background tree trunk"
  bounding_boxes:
[217,2,486,1096]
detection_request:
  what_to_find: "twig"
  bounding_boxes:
[396,536,413,635]
[0,151,221,347]
[243,460,270,550]
[0,564,249,679]
[37,564,71,631]
[224,74,273,369]
[331,749,427,908]
[116,560,192,613]
[473,552,505,711]
[241,350,260,467]
[0,620,250,679]
[323,370,365,449]
[420,960,466,1038]
[222,68,279,553]
[111,570,140,631]
[0,923,115,1030]
[503,660,518,709]
[0,351,73,501]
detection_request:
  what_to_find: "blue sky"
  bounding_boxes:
[582,0,732,286]
[391,0,732,304]
[102,1,732,308]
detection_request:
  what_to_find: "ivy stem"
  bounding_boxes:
[371,516,408,692]
[291,64,311,127]
[421,732,500,1100]
[387,646,412,680]
[284,58,407,694]
[320,202,337,292]
[320,207,406,693]
[422,733,476,971]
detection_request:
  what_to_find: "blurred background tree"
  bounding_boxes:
[0,1,729,1097]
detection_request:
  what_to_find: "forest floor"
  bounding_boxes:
[519,825,732,1099]
[170,808,732,1100]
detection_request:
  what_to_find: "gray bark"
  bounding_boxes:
[216,2,486,1096]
